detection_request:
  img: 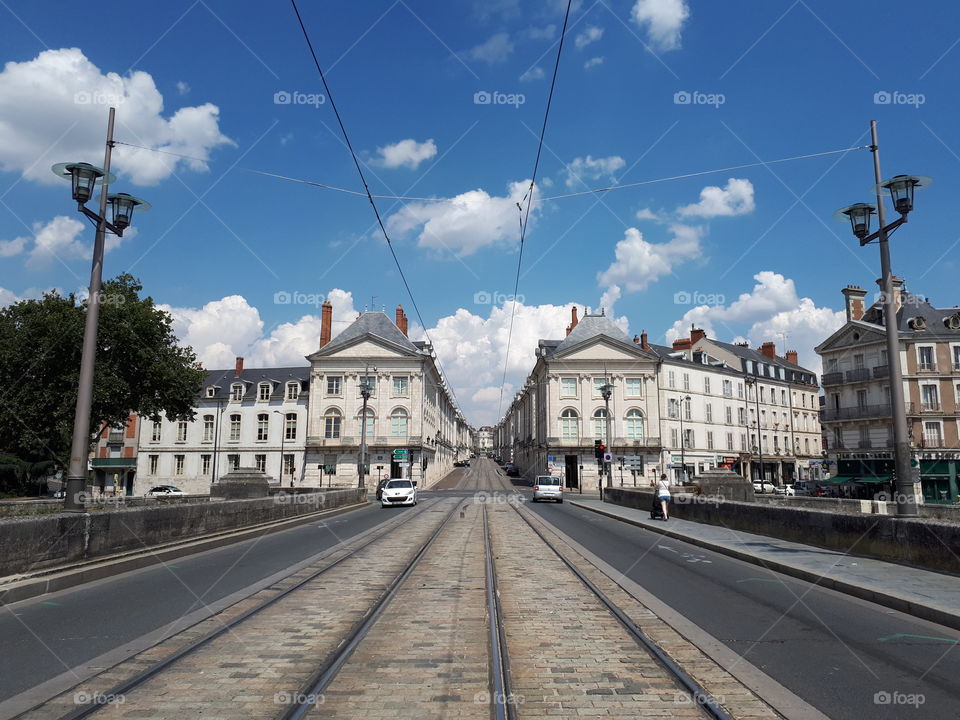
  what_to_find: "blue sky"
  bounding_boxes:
[1,0,958,424]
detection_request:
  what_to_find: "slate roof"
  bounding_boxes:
[200,366,310,400]
[541,314,636,357]
[318,311,420,355]
[862,290,960,337]
[645,342,744,378]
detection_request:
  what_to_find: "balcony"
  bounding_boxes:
[822,372,844,386]
[919,401,942,413]
[872,365,890,379]
[92,457,136,467]
[845,368,872,383]
[858,439,873,449]
[918,362,937,373]
[820,404,892,421]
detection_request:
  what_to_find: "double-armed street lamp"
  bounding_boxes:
[833,120,930,518]
[52,108,150,512]
[744,377,763,482]
[678,394,691,484]
[600,380,614,492]
[273,410,291,487]
[358,364,376,489]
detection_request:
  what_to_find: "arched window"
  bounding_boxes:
[390,408,409,437]
[625,409,644,440]
[592,408,608,439]
[560,409,579,440]
[257,413,269,441]
[324,409,342,439]
[358,408,376,437]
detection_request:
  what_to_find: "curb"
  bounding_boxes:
[569,500,960,633]
[0,500,369,606]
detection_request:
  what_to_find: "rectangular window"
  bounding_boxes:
[725,406,733,424]
[953,345,960,370]
[781,390,787,405]
[723,379,732,397]
[203,415,214,442]
[358,375,376,397]
[670,428,679,447]
[737,382,743,399]
[283,454,295,477]
[667,398,679,419]
[259,383,271,401]
[560,377,578,397]
[625,378,642,397]
[668,371,676,389]
[228,454,240,471]
[707,431,714,450]
[201,454,211,475]
[285,413,297,440]
[149,455,158,474]
[704,377,711,394]
[174,454,184,475]
[684,429,694,448]
[682,373,690,390]
[705,403,713,422]
[255,454,266,472]
[392,376,409,396]
[593,378,607,397]
[738,407,747,425]
[177,421,188,442]
[726,432,733,450]
[151,421,161,442]
[918,346,935,370]
[229,415,241,441]
[326,376,342,396]
[230,384,244,401]
[286,382,300,401]
[921,385,940,410]
[684,398,692,421]
[257,414,269,441]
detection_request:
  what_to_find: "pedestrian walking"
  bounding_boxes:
[655,473,671,521]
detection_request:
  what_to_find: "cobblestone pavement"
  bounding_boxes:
[20,499,456,720]
[307,500,489,719]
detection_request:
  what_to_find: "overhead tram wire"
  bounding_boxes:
[287,0,460,408]
[112,140,871,203]
[496,0,574,422]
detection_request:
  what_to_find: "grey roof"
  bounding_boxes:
[708,338,806,371]
[318,311,420,355]
[551,314,633,355]
[645,343,744,378]
[862,290,960,337]
[200,366,310,400]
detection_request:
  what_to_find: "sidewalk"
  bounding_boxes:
[568,496,960,632]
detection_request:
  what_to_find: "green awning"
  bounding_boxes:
[854,475,891,484]
[823,476,854,483]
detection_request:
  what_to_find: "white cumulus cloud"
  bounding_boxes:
[25,216,89,269]
[374,138,437,170]
[584,57,605,69]
[0,48,232,186]
[468,33,514,64]
[565,154,625,188]
[677,178,755,218]
[575,26,604,50]
[631,0,690,51]
[597,224,704,293]
[386,180,538,257]
[0,234,27,257]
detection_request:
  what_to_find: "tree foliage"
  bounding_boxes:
[0,274,206,471]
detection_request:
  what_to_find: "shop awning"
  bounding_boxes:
[854,475,891,484]
[823,475,855,483]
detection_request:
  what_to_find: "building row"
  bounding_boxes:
[493,309,823,490]
[92,304,472,495]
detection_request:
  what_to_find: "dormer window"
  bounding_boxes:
[286,381,300,401]
[205,387,215,398]
[258,382,272,401]
[230,383,244,401]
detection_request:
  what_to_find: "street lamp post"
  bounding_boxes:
[358,364,376,489]
[745,377,763,482]
[52,108,150,512]
[834,120,929,518]
[274,410,289,487]
[600,381,614,493]
[679,394,691,484]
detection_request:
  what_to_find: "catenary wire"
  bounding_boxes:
[497,0,573,421]
[287,0,461,409]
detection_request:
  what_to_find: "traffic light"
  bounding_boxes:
[594,440,606,460]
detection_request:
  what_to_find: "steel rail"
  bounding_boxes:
[482,503,516,720]
[53,498,444,720]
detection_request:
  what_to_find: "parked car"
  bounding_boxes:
[147,485,183,497]
[375,478,389,501]
[380,478,417,507]
[775,484,796,496]
[532,476,563,503]
[793,481,814,496]
[752,480,776,494]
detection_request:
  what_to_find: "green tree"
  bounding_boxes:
[0,274,206,486]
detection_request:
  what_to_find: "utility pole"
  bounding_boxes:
[358,363,376,489]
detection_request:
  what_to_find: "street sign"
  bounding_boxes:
[603,452,612,463]
[623,454,643,468]
[392,449,409,459]
[547,455,555,463]
[398,461,411,468]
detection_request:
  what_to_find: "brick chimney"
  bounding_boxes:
[319,300,333,347]
[235,356,244,376]
[785,350,799,365]
[672,337,692,351]
[841,285,867,322]
[760,341,777,359]
[888,275,904,312]
[690,327,706,344]
[396,304,408,336]
[565,306,579,336]
[640,330,650,351]
[633,334,640,344]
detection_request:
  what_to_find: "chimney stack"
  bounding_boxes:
[760,341,777,359]
[235,356,244,376]
[633,334,640,344]
[319,300,333,347]
[888,275,904,312]
[690,327,706,344]
[672,337,692,351]
[841,285,868,322]
[785,350,799,365]
[640,330,650,351]
[396,304,408,336]
[565,306,579,336]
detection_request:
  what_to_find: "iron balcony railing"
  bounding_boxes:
[820,404,893,421]
[821,372,844,386]
[846,368,871,382]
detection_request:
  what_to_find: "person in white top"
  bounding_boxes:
[655,473,671,521]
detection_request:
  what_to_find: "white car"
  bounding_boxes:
[775,484,796,496]
[380,478,417,507]
[752,480,775,494]
[532,476,563,503]
[147,485,184,497]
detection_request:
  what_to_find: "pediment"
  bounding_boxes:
[307,336,419,361]
[553,337,655,363]
[816,321,886,353]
